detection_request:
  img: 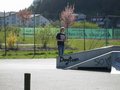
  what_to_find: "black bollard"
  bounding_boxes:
[24,73,31,90]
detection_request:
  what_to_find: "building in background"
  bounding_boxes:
[0,12,50,27]
[74,13,86,22]
[27,14,50,27]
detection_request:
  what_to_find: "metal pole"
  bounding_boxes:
[66,23,68,39]
[105,16,109,46]
[83,19,86,51]
[23,25,25,41]
[22,21,25,41]
[105,25,108,46]
[33,13,36,55]
[4,11,7,55]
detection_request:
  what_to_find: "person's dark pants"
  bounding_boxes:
[58,45,64,56]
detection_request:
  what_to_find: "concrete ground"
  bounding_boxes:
[0,59,120,90]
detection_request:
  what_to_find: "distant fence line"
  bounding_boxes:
[20,28,120,39]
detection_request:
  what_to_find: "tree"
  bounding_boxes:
[60,4,75,38]
[17,8,32,40]
[30,0,120,19]
[17,8,32,26]
[60,4,75,27]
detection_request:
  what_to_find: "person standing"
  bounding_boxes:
[56,27,66,57]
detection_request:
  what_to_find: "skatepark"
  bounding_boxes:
[0,46,120,90]
[0,0,120,89]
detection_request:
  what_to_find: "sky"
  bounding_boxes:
[0,0,34,12]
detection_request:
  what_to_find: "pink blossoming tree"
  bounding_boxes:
[60,4,76,38]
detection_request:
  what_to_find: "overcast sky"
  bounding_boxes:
[0,0,34,12]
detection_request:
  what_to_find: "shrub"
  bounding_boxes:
[6,26,20,36]
[37,25,54,49]
[71,21,99,29]
[7,32,17,49]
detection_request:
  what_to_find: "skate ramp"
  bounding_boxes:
[57,46,120,73]
[65,51,112,70]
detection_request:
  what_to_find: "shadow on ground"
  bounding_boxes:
[77,67,111,72]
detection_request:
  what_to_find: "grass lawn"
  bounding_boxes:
[0,50,78,59]
[0,39,120,59]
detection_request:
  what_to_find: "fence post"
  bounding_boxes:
[104,16,110,46]
[24,73,31,90]
[4,11,7,56]
[33,13,36,56]
[83,19,86,51]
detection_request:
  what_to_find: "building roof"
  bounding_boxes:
[0,12,16,17]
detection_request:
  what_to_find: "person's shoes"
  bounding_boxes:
[60,56,63,62]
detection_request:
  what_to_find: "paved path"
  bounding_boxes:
[0,59,120,90]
